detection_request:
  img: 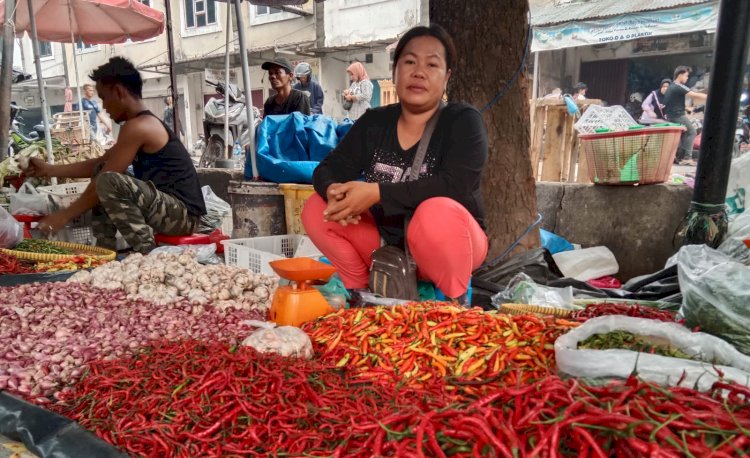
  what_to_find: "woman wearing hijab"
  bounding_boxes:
[343,62,373,120]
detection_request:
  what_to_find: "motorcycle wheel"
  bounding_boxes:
[199,135,224,168]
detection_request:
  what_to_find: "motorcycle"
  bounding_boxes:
[199,80,260,168]
[8,102,47,156]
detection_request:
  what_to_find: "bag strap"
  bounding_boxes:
[404,103,445,259]
[409,103,444,181]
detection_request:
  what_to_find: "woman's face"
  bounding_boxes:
[268,66,292,90]
[660,83,670,94]
[347,71,354,82]
[395,36,451,111]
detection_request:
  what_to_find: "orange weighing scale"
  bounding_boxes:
[269,258,338,327]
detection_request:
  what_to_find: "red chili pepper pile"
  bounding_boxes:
[54,339,750,457]
[53,340,450,457]
[571,302,679,323]
[0,252,34,274]
[303,302,578,395]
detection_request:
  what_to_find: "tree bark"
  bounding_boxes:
[430,0,539,262]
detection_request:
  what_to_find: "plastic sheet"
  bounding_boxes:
[241,321,313,359]
[0,392,125,458]
[250,113,348,183]
[0,270,77,287]
[197,186,231,234]
[555,316,750,392]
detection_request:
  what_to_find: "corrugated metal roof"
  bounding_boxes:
[530,0,714,26]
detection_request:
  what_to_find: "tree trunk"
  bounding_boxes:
[430,0,539,262]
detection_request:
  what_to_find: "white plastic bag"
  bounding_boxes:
[0,206,23,248]
[718,213,750,264]
[491,273,577,309]
[148,244,220,264]
[9,182,49,216]
[241,321,313,359]
[552,246,619,281]
[725,153,749,217]
[198,186,231,233]
[555,315,750,391]
[677,244,750,354]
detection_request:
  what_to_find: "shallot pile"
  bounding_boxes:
[0,282,267,404]
[68,252,277,311]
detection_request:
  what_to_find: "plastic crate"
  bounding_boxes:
[278,184,315,235]
[578,126,686,185]
[221,235,323,275]
[37,182,91,226]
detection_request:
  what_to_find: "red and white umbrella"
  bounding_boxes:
[1,0,164,44]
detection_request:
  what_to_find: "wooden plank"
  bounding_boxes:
[560,115,575,182]
[530,98,604,107]
[529,105,546,180]
[576,134,591,183]
[540,107,567,182]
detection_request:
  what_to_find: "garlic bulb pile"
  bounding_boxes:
[68,252,278,312]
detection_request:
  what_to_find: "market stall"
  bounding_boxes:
[0,227,749,456]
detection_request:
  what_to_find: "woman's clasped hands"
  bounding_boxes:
[322,182,380,226]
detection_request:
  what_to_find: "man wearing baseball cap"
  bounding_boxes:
[262,57,311,116]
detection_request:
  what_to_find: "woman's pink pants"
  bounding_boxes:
[301,194,488,298]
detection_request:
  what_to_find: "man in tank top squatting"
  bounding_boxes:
[22,57,206,254]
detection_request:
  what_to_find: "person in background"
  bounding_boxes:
[79,83,112,140]
[162,95,184,138]
[573,82,588,100]
[664,66,708,165]
[262,57,311,116]
[22,57,206,254]
[293,62,324,115]
[302,24,488,306]
[343,62,373,120]
[640,78,671,124]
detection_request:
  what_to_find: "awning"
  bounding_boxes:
[532,2,719,52]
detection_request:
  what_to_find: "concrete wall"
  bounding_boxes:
[324,0,420,48]
[536,182,693,281]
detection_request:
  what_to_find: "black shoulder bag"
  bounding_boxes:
[368,105,443,301]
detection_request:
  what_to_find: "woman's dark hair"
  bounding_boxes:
[392,24,457,76]
[90,56,143,99]
[674,65,692,80]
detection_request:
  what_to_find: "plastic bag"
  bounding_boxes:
[241,321,313,358]
[552,246,619,282]
[540,229,574,254]
[677,244,750,354]
[9,182,49,216]
[0,205,24,248]
[718,212,750,264]
[491,273,577,309]
[555,315,750,391]
[197,186,231,233]
[148,244,221,264]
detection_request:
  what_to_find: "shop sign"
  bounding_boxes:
[532,3,719,52]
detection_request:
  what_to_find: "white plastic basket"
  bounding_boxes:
[37,182,91,227]
[574,105,638,134]
[221,235,323,275]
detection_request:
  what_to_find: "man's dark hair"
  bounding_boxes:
[674,65,692,80]
[392,24,457,77]
[89,57,143,99]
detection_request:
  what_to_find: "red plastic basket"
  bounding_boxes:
[578,126,686,185]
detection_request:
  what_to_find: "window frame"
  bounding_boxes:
[75,41,100,54]
[181,0,221,37]
[250,4,298,25]
[38,41,54,60]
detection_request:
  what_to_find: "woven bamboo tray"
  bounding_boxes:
[499,303,573,318]
[1,240,116,261]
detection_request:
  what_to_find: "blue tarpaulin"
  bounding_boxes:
[247,113,353,183]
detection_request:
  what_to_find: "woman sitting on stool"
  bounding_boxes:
[302,24,488,306]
